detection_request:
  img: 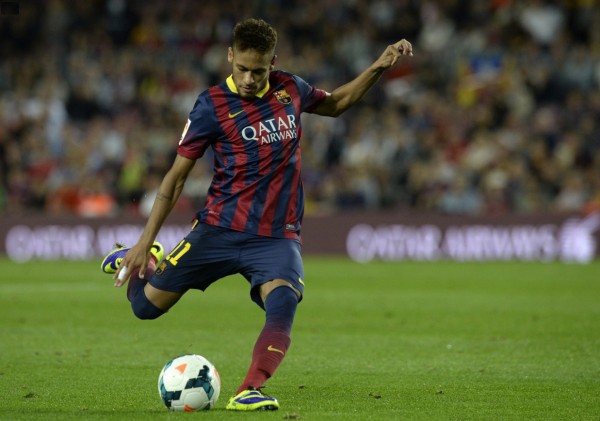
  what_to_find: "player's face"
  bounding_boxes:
[228,47,275,99]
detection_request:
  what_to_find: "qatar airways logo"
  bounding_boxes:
[346,213,600,263]
[241,115,297,145]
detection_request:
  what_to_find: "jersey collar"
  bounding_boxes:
[226,75,270,98]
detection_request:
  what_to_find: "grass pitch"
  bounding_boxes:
[0,257,598,420]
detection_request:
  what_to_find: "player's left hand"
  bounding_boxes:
[374,39,413,70]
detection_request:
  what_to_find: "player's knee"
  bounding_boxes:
[264,285,298,331]
[259,279,301,306]
[266,284,298,308]
[130,290,165,320]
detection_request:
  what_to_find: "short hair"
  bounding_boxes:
[232,18,277,54]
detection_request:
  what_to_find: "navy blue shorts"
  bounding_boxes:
[150,223,304,308]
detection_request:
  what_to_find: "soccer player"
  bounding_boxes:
[101,18,412,411]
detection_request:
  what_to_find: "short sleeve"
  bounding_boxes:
[177,94,216,160]
[291,74,327,113]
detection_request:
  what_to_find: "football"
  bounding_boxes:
[157,354,221,411]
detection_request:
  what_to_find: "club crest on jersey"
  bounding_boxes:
[274,89,292,104]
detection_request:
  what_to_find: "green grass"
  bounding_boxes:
[0,258,599,420]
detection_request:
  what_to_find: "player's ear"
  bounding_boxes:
[228,47,234,63]
[270,54,277,70]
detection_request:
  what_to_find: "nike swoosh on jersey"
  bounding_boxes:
[228,109,245,118]
[267,345,285,355]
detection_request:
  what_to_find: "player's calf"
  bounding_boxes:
[129,285,165,320]
[100,242,166,320]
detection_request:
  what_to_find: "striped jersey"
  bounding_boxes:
[177,70,327,239]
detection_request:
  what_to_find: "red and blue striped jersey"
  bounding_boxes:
[177,70,327,239]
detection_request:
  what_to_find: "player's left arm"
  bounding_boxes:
[311,39,413,117]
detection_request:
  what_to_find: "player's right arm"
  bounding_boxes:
[311,39,413,117]
[114,154,196,286]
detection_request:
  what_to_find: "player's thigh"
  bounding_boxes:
[150,223,241,293]
[240,236,305,307]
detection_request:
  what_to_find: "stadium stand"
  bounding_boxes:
[1,0,598,217]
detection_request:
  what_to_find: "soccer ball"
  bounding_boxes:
[157,354,221,411]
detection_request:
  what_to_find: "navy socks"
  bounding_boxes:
[237,286,298,393]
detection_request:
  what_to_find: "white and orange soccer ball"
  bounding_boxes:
[158,354,221,411]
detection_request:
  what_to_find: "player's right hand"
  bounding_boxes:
[113,243,150,287]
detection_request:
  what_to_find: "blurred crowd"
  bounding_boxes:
[1,0,599,218]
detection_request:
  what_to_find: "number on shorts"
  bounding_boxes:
[166,240,191,266]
